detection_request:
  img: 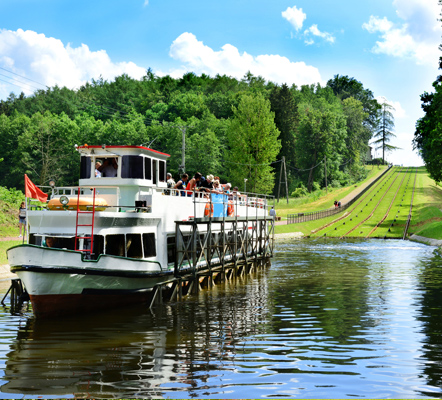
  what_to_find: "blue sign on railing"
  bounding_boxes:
[211,193,227,217]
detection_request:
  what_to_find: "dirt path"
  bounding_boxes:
[0,237,21,242]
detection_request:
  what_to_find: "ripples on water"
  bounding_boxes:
[1,239,442,398]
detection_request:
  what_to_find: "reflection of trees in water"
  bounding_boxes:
[1,268,273,398]
[414,251,442,397]
[269,241,388,346]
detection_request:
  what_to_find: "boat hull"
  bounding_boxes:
[8,245,173,318]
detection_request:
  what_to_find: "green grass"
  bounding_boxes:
[275,166,442,242]
[275,166,388,217]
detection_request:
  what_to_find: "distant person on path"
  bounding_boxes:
[269,206,276,219]
[338,201,341,208]
[334,200,338,208]
[18,201,26,238]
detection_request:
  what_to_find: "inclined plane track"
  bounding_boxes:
[312,167,418,239]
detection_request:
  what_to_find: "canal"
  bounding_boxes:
[0,239,442,398]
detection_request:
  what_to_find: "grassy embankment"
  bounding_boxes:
[274,165,388,236]
[0,187,25,265]
[275,166,442,241]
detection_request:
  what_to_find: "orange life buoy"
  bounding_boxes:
[227,201,234,217]
[204,202,214,217]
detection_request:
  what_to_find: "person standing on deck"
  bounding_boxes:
[18,201,26,237]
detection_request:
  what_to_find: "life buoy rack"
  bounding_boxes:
[47,197,107,211]
[204,201,214,217]
[227,201,234,217]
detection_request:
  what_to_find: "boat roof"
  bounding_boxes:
[77,145,170,158]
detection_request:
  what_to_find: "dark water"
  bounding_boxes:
[1,239,442,399]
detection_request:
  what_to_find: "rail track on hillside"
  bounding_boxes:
[311,167,396,235]
[402,168,418,239]
[311,167,419,239]
[339,167,405,238]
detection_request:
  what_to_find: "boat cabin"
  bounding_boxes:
[77,145,170,188]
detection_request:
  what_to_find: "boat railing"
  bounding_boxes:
[29,185,273,216]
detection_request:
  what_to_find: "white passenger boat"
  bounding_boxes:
[7,145,272,317]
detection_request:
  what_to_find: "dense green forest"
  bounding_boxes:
[0,70,382,195]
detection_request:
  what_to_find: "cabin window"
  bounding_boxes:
[144,157,152,180]
[92,235,104,258]
[80,156,92,179]
[122,156,144,179]
[152,160,157,185]
[159,160,166,182]
[105,234,125,257]
[143,233,156,258]
[126,234,143,259]
[29,234,42,246]
[167,236,176,264]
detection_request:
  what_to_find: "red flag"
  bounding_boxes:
[24,174,48,202]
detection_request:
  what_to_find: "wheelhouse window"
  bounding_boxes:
[80,156,92,179]
[122,156,144,179]
[97,157,119,178]
[159,160,166,182]
[152,160,157,185]
[145,157,152,180]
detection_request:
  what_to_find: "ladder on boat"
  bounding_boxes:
[74,187,96,255]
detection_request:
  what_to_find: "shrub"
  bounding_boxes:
[291,187,308,198]
[312,181,321,191]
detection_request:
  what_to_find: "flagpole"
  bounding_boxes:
[25,196,28,244]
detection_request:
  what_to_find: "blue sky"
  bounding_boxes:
[1,0,441,166]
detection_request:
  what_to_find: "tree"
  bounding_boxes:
[372,99,398,163]
[414,57,442,183]
[327,75,380,132]
[342,97,371,179]
[18,112,79,186]
[296,106,343,192]
[226,93,281,194]
[269,84,298,169]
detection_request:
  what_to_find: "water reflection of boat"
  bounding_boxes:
[7,145,272,318]
[1,269,271,398]
[1,306,170,398]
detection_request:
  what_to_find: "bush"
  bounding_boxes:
[330,180,341,188]
[291,187,308,198]
[312,181,321,191]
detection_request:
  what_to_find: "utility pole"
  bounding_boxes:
[277,156,289,204]
[176,125,193,174]
[179,126,187,174]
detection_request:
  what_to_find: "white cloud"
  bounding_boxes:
[363,0,442,65]
[304,24,335,44]
[0,29,146,98]
[167,32,323,86]
[363,16,393,33]
[143,0,149,6]
[376,96,406,119]
[282,6,306,31]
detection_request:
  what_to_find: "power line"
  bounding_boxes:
[221,159,283,167]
